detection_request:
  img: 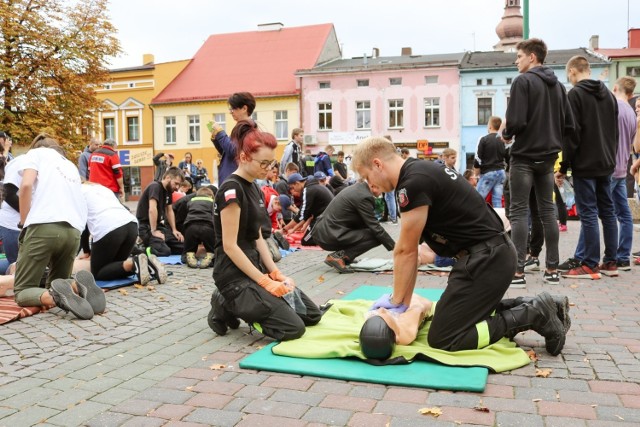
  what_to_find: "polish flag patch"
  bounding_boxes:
[224,189,237,201]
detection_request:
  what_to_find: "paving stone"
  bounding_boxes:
[116,377,158,392]
[558,389,622,406]
[544,416,588,427]
[184,408,243,427]
[374,400,425,418]
[234,384,276,399]
[0,405,60,426]
[595,405,640,423]
[390,416,456,427]
[91,387,139,405]
[1,386,60,409]
[588,380,640,395]
[192,380,244,395]
[308,380,353,396]
[149,403,195,420]
[302,406,353,425]
[45,400,110,426]
[79,376,124,393]
[39,388,97,411]
[320,393,377,412]
[434,405,495,425]
[348,384,387,399]
[184,393,234,409]
[135,387,196,404]
[236,413,307,427]
[260,375,313,390]
[243,399,309,418]
[271,388,324,406]
[137,363,185,381]
[84,411,133,427]
[537,401,598,419]
[110,398,162,416]
[384,387,429,404]
[120,415,166,427]
[495,411,544,427]
[619,394,640,408]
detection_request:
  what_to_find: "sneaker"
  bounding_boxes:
[598,261,619,277]
[633,250,640,257]
[147,254,168,284]
[272,231,290,250]
[510,275,526,288]
[49,278,94,320]
[616,260,631,271]
[523,256,540,272]
[200,252,214,269]
[543,271,560,285]
[74,270,106,314]
[390,218,398,225]
[561,264,601,280]
[558,257,581,272]
[266,237,282,262]
[324,251,354,274]
[186,252,198,268]
[558,224,568,232]
[133,254,151,285]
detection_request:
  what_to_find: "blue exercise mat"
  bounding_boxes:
[157,255,183,265]
[95,275,138,290]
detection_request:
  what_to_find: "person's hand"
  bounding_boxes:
[257,274,289,297]
[269,269,296,289]
[173,230,184,242]
[151,229,165,240]
[554,171,565,187]
[77,252,90,260]
[370,293,408,314]
[631,160,640,176]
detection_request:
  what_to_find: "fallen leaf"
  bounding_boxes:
[570,284,578,289]
[158,295,166,301]
[316,275,325,283]
[615,415,624,421]
[527,350,538,362]
[536,369,552,378]
[336,290,345,295]
[473,405,490,413]
[418,407,442,417]
[555,392,560,399]
[201,356,208,361]
[134,284,144,289]
[147,285,156,291]
[118,289,128,296]
[532,398,542,402]
[591,404,597,408]
[185,386,193,391]
[209,364,226,370]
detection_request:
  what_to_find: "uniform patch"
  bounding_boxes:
[224,189,237,201]
[398,188,409,208]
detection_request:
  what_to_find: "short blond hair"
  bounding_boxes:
[615,76,637,96]
[566,55,590,74]
[352,136,398,171]
[442,148,457,157]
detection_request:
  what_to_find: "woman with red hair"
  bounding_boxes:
[208,120,321,339]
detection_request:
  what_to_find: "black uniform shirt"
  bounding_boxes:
[396,158,503,257]
[136,181,171,226]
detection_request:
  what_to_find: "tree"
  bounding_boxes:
[0,0,120,153]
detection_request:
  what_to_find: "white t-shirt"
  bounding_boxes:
[0,155,25,230]
[19,147,87,231]
[81,183,137,242]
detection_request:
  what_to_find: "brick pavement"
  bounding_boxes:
[1,220,640,426]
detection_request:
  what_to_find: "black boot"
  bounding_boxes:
[207,288,240,336]
[498,295,571,338]
[500,292,566,356]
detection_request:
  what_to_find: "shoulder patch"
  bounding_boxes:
[398,188,409,208]
[224,189,237,201]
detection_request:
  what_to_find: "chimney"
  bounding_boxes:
[629,28,640,48]
[258,22,284,31]
[401,47,412,56]
[372,47,380,58]
[142,53,154,65]
[589,35,599,50]
[363,54,368,66]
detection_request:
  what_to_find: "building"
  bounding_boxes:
[592,28,640,94]
[297,50,464,165]
[150,23,341,184]
[95,55,190,199]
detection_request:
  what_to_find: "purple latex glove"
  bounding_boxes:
[370,293,409,314]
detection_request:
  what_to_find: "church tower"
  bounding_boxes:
[494,0,524,52]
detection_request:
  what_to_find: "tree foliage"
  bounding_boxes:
[0,0,120,153]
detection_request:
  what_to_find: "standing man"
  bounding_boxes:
[333,151,348,180]
[556,56,619,279]
[153,152,174,182]
[441,148,458,172]
[352,137,567,356]
[77,138,100,181]
[280,128,305,175]
[136,167,185,256]
[88,138,125,202]
[502,38,574,286]
[314,145,336,177]
[474,116,506,208]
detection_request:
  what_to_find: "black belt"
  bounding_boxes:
[456,233,509,259]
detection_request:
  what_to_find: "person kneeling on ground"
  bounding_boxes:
[183,187,216,269]
[208,121,322,339]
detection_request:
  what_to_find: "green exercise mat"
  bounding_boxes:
[240,286,529,391]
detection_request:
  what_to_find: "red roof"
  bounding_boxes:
[596,48,640,58]
[152,23,336,104]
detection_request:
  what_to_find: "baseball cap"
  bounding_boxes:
[314,171,327,180]
[279,194,292,211]
[287,173,305,184]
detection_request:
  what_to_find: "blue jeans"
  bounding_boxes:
[610,178,633,263]
[0,225,20,264]
[509,157,559,273]
[476,169,505,208]
[572,175,618,267]
[384,190,397,221]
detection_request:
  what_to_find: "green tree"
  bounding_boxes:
[0,0,120,153]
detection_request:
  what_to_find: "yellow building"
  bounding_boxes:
[151,23,341,184]
[95,55,189,199]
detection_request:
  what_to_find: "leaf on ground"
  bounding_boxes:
[532,398,542,402]
[569,284,579,289]
[535,368,552,378]
[118,289,128,296]
[316,275,325,283]
[209,364,226,370]
[185,386,193,391]
[527,350,538,362]
[418,407,442,417]
[473,405,490,413]
[336,290,345,295]
[147,285,156,291]
[201,356,208,361]
[134,284,144,289]
[188,285,202,290]
[158,295,166,301]
[615,415,624,420]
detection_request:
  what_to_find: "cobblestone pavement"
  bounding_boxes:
[1,220,640,426]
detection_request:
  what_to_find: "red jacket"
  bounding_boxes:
[89,146,123,193]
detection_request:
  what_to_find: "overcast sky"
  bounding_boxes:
[106,0,639,68]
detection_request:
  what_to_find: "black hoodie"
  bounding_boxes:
[504,66,575,161]
[559,79,619,177]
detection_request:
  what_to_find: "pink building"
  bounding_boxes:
[297,51,464,162]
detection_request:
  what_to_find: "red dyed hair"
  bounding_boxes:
[231,120,277,161]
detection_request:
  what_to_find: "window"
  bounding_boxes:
[319,81,331,89]
[389,77,402,86]
[214,113,226,131]
[627,66,640,77]
[477,97,492,125]
[476,79,483,86]
[425,76,438,84]
[123,167,142,196]
[103,84,111,90]
[318,103,332,130]
[424,98,440,127]
[165,116,176,144]
[506,77,513,84]
[275,110,288,139]
[486,78,493,85]
[188,115,200,143]
[356,101,371,129]
[357,79,369,87]
[103,118,115,140]
[127,117,139,141]
[128,83,135,88]
[388,100,404,128]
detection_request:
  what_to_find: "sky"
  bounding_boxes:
[105,0,640,68]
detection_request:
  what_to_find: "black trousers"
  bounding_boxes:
[91,222,138,280]
[427,237,517,351]
[183,222,215,254]
[528,189,544,258]
[139,223,184,256]
[314,228,381,261]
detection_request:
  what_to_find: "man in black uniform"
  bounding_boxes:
[352,137,568,356]
[282,173,333,246]
[312,180,395,273]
